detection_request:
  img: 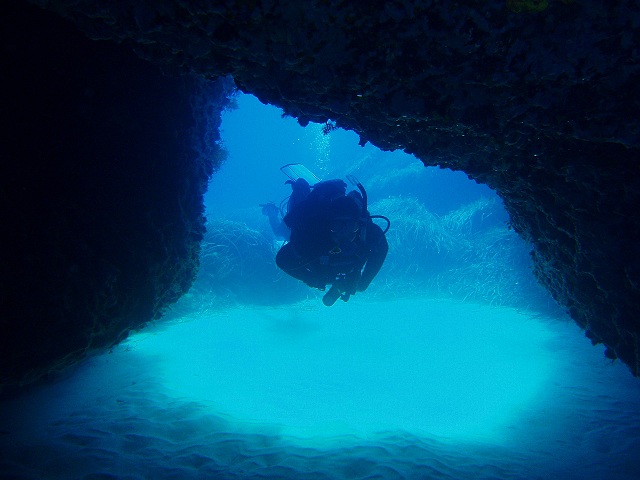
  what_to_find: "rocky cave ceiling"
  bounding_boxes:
[1,0,639,391]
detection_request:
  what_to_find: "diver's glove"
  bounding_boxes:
[260,202,279,218]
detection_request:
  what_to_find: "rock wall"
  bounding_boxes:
[0,2,231,393]
[8,0,640,379]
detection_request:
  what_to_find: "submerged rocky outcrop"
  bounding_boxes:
[1,2,232,393]
[2,0,638,389]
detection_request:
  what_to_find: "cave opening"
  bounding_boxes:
[2,1,640,476]
[130,93,637,448]
[6,93,638,479]
[143,92,562,444]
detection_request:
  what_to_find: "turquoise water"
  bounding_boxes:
[1,94,639,479]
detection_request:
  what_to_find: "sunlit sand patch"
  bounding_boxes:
[1,297,638,480]
[125,298,560,443]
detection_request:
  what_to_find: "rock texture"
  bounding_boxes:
[5,0,639,381]
[1,2,231,393]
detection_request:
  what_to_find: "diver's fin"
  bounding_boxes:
[280,163,321,185]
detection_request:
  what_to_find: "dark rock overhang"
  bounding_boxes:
[2,0,638,390]
[1,1,232,393]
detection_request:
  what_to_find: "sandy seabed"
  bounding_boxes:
[1,297,639,480]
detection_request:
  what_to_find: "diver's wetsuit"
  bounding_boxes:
[275,194,388,294]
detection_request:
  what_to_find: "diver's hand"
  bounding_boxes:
[260,202,279,217]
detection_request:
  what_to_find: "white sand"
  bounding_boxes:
[1,297,639,479]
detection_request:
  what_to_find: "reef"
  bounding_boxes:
[2,0,639,388]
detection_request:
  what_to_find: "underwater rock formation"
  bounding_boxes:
[3,0,639,383]
[0,2,231,393]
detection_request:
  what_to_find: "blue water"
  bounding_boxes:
[206,94,496,221]
[1,93,639,479]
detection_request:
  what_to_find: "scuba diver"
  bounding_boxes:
[266,164,389,306]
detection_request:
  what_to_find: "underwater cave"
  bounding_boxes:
[2,1,640,479]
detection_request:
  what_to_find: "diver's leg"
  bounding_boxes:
[276,244,325,288]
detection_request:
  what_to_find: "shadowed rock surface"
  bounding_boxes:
[2,0,638,389]
[1,2,231,393]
